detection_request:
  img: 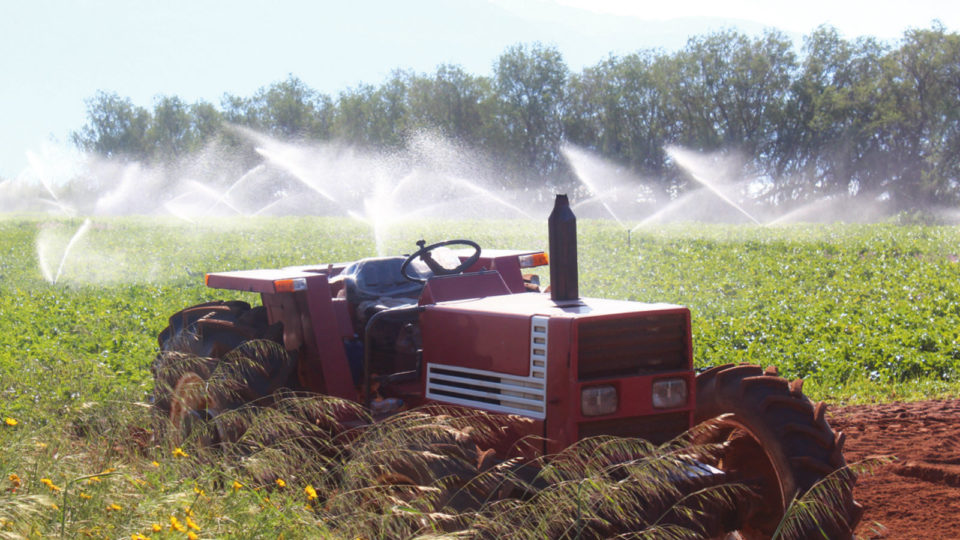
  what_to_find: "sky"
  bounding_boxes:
[1,0,956,179]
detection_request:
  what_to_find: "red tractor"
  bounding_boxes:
[154,195,859,537]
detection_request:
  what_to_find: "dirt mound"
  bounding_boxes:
[829,399,960,539]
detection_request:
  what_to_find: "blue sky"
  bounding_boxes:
[1,0,956,179]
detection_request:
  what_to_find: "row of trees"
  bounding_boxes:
[72,24,960,209]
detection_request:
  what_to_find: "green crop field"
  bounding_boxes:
[1,216,959,537]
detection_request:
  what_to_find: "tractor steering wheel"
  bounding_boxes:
[400,239,481,283]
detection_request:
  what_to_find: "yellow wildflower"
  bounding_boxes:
[40,478,61,492]
[192,486,205,496]
[187,531,199,540]
[87,476,102,484]
[275,478,286,488]
[4,417,16,426]
[184,506,194,516]
[169,515,186,532]
[304,484,318,500]
[131,534,149,540]
[151,461,160,467]
[107,503,122,511]
[151,523,163,533]
[79,492,92,499]
[8,473,21,489]
[231,480,243,491]
[128,477,147,487]
[172,447,188,458]
[186,516,200,531]
[35,442,47,449]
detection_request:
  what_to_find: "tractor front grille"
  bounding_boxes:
[577,412,690,445]
[425,364,546,418]
[577,314,688,380]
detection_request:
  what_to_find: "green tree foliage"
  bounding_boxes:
[148,96,198,159]
[72,92,225,161]
[406,64,494,144]
[672,30,795,160]
[564,52,671,186]
[776,27,889,202]
[72,91,151,160]
[222,75,331,139]
[71,26,960,210]
[876,24,960,208]
[329,71,413,148]
[493,43,569,175]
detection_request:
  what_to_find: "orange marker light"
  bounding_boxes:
[519,252,549,268]
[274,278,308,293]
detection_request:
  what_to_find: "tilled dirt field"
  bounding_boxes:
[829,399,960,539]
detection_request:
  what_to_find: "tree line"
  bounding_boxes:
[71,24,960,210]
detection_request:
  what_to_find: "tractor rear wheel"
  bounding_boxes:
[152,301,293,443]
[153,300,252,413]
[694,363,861,539]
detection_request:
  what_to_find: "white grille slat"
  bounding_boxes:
[428,364,543,386]
[421,394,543,416]
[427,374,543,394]
[428,372,544,392]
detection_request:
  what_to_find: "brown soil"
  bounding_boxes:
[829,399,960,539]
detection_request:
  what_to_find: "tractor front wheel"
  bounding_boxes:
[694,363,861,539]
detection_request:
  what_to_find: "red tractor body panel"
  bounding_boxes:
[206,269,357,400]
[206,268,321,293]
[201,248,694,454]
[418,271,512,305]
[419,292,694,454]
[203,251,549,403]
[459,248,543,293]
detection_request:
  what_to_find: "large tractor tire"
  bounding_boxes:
[152,301,294,444]
[694,363,862,539]
[153,300,251,413]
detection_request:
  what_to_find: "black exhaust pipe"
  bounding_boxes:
[549,194,579,303]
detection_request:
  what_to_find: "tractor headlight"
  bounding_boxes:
[581,385,617,417]
[652,378,688,409]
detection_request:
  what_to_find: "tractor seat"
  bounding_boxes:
[339,256,429,305]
